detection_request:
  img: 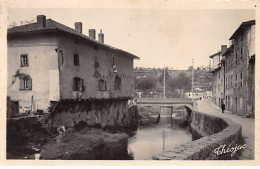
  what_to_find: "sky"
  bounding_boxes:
[7,8,255,70]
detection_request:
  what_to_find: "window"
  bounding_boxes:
[112,57,115,65]
[21,54,29,67]
[240,48,243,62]
[73,77,84,91]
[235,53,238,65]
[226,77,228,89]
[94,56,99,68]
[231,74,233,87]
[98,79,107,91]
[240,72,243,87]
[115,77,121,90]
[235,74,238,88]
[240,98,243,110]
[74,54,79,66]
[20,77,32,90]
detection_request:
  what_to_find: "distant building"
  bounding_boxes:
[203,90,213,99]
[185,89,204,100]
[209,45,227,107]
[222,20,255,117]
[134,69,149,79]
[7,15,139,126]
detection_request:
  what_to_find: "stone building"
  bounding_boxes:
[209,45,227,107]
[7,15,139,127]
[222,20,255,117]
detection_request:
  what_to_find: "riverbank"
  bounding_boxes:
[195,99,255,160]
[151,110,242,160]
[7,115,129,160]
[40,127,128,159]
[6,116,55,159]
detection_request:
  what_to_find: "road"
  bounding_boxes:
[194,99,255,160]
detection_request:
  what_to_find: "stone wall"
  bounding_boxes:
[52,99,138,128]
[151,111,242,160]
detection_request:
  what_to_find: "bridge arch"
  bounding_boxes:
[174,104,193,120]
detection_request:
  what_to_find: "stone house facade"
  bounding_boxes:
[7,15,139,127]
[222,20,255,117]
[210,20,255,117]
[209,45,227,107]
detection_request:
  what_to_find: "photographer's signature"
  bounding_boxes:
[214,144,246,157]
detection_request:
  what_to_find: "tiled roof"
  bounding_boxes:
[229,20,255,40]
[222,44,234,57]
[209,51,221,58]
[8,19,139,59]
[210,66,221,73]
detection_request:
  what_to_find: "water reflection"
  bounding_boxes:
[127,117,191,160]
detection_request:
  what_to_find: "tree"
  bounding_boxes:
[167,72,191,92]
[135,75,156,91]
[158,67,169,84]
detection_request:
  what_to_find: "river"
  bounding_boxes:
[127,118,192,159]
[71,110,192,160]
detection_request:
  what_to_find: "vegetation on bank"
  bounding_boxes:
[7,116,129,160]
[40,127,128,159]
[6,116,55,159]
[7,105,154,160]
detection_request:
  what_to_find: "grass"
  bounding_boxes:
[40,127,128,159]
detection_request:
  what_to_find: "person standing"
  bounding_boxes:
[221,101,225,113]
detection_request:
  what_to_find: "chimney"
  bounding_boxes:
[98,29,104,43]
[221,45,227,55]
[74,22,82,33]
[89,29,96,40]
[37,15,46,27]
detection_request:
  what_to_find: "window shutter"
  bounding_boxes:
[28,79,32,90]
[73,78,76,91]
[20,78,24,90]
[80,79,84,91]
[20,56,23,66]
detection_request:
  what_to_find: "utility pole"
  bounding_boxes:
[192,59,194,101]
[163,65,166,98]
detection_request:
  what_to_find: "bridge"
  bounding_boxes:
[136,98,194,120]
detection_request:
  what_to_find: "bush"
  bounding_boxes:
[74,121,88,131]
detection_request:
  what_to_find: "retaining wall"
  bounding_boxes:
[52,99,138,128]
[151,111,242,160]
